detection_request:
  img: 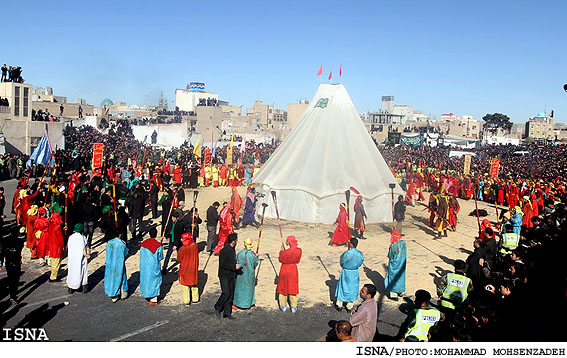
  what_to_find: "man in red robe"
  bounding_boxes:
[220,164,228,186]
[25,205,39,258]
[34,207,50,266]
[214,203,234,255]
[173,166,182,185]
[231,187,243,229]
[48,212,65,281]
[330,204,349,247]
[448,194,460,231]
[277,235,302,313]
[177,232,200,305]
[522,196,534,229]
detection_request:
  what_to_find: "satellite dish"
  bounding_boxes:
[564,84,567,92]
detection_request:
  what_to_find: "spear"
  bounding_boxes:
[112,183,118,228]
[160,188,178,243]
[345,189,351,228]
[270,190,284,248]
[255,203,268,255]
[190,190,199,234]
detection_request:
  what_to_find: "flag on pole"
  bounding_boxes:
[328,70,332,81]
[317,65,322,76]
[240,135,246,153]
[212,139,218,157]
[26,132,55,168]
[193,136,202,159]
[340,65,342,77]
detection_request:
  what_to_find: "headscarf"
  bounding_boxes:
[481,219,491,231]
[27,205,39,216]
[354,195,363,211]
[286,235,298,249]
[181,232,194,246]
[244,237,254,250]
[38,207,48,216]
[220,203,232,220]
[74,223,84,232]
[391,230,402,244]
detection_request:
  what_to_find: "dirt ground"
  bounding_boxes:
[21,185,495,326]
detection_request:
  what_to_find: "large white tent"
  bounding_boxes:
[253,83,404,224]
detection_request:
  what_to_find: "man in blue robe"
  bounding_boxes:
[384,230,406,299]
[139,228,164,305]
[241,188,260,228]
[245,165,253,186]
[233,237,259,309]
[104,234,129,303]
[335,238,364,311]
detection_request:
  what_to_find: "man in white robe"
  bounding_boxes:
[66,223,89,294]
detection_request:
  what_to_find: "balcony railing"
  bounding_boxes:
[0,106,10,113]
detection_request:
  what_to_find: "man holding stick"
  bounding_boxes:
[214,233,241,319]
[277,235,302,313]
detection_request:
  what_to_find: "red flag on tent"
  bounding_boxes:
[317,65,322,76]
[340,65,342,77]
[328,70,332,81]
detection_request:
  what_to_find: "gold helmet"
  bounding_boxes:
[244,237,254,250]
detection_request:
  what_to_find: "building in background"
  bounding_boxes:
[0,82,64,155]
[287,98,309,129]
[525,112,554,141]
[175,82,219,112]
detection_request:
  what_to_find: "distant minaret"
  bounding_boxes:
[164,97,168,110]
[159,92,165,108]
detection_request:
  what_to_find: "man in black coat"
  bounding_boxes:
[206,201,220,252]
[214,233,241,319]
[149,180,159,219]
[126,182,147,240]
[466,238,486,289]
[0,226,25,305]
[394,195,406,235]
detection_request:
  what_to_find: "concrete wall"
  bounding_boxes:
[175,89,218,112]
[32,101,95,118]
[132,122,190,148]
[0,82,32,120]
[1,120,64,155]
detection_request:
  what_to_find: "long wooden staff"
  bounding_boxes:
[255,203,268,255]
[270,190,285,249]
[64,193,68,237]
[345,189,351,228]
[190,190,199,233]
[112,183,118,228]
[494,189,500,224]
[473,183,481,233]
[160,188,178,243]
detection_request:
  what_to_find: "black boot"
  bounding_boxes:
[82,284,88,294]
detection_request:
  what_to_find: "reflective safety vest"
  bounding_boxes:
[500,232,520,254]
[405,308,440,341]
[440,273,471,310]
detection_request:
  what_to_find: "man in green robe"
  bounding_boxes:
[233,237,259,309]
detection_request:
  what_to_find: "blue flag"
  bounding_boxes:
[26,133,55,168]
[212,139,218,157]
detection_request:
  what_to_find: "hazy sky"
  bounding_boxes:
[4,0,566,122]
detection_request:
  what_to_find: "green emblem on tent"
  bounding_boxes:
[314,98,329,109]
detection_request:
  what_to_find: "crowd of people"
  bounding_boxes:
[1,64,24,83]
[0,118,566,341]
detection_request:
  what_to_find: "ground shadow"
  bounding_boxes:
[363,265,387,296]
[159,262,179,300]
[429,265,452,289]
[325,274,338,304]
[327,231,333,239]
[127,271,140,295]
[15,302,67,329]
[0,301,28,327]
[17,272,49,304]
[0,276,9,301]
[438,254,455,266]
[88,265,106,290]
[197,270,209,296]
[379,224,392,234]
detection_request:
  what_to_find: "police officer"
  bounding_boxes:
[500,223,520,255]
[401,290,442,342]
[0,225,25,305]
[437,259,473,313]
